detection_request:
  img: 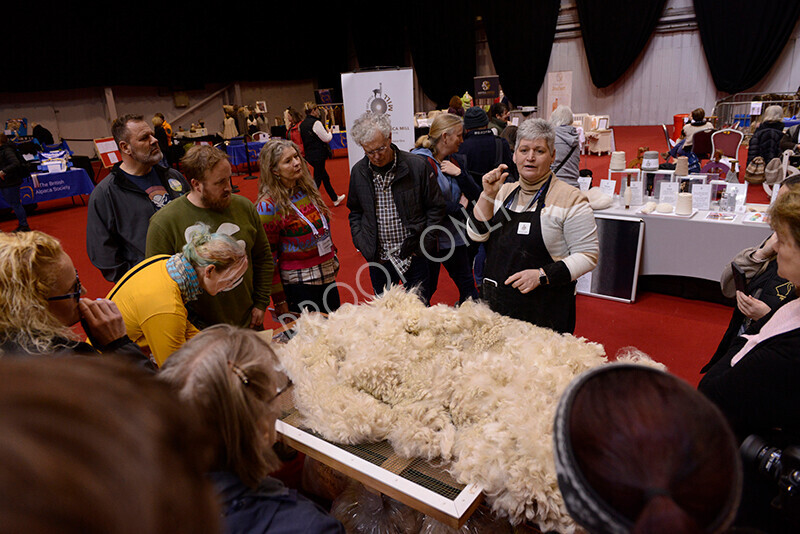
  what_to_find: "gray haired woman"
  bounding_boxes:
[550,105,581,187]
[467,118,598,333]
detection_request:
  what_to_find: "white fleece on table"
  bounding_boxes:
[275,287,662,533]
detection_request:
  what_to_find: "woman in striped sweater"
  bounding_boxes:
[257,140,341,316]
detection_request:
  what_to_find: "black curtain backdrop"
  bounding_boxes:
[407,2,477,108]
[348,3,408,70]
[575,0,666,89]
[5,3,349,92]
[481,0,559,106]
[694,0,800,94]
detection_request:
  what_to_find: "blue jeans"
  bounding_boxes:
[0,185,28,228]
[369,255,430,303]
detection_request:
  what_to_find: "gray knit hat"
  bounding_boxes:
[463,106,489,130]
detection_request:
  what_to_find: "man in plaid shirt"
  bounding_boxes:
[347,112,445,301]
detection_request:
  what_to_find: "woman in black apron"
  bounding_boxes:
[467,118,599,334]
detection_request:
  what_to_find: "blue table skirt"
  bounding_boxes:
[0,168,94,208]
[330,132,347,151]
[226,141,266,166]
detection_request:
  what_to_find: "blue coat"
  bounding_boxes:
[210,471,344,534]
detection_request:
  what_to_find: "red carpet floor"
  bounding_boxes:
[1,125,744,387]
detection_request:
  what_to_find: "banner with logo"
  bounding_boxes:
[341,68,414,171]
[545,71,572,120]
[474,76,500,100]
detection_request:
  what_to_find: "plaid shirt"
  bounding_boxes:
[372,150,412,274]
[280,256,339,285]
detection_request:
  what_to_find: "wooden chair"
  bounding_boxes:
[711,129,744,178]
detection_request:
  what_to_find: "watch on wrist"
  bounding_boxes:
[539,268,548,286]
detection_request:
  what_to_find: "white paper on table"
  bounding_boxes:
[332,125,340,133]
[629,181,644,206]
[96,140,118,153]
[576,271,592,294]
[599,179,616,197]
[577,177,591,191]
[107,152,119,164]
[750,102,763,116]
[511,117,520,126]
[660,182,679,205]
[692,184,712,211]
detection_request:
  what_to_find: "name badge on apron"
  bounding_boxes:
[317,233,333,256]
[517,222,531,235]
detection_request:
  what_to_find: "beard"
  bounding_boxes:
[201,190,232,212]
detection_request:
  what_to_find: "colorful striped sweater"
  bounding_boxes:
[256,190,336,303]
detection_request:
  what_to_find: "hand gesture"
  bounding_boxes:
[505,269,541,294]
[79,298,127,348]
[736,290,770,321]
[482,164,509,198]
[441,159,462,177]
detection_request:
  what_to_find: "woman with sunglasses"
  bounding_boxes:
[0,230,150,368]
[159,325,344,534]
[108,222,248,366]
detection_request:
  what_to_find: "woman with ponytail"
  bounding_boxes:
[411,113,480,304]
[554,364,742,534]
[108,222,248,366]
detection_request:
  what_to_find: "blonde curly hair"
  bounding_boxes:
[0,231,76,353]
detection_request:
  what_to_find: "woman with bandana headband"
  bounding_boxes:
[108,222,248,366]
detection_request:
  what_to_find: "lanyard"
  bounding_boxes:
[290,201,328,237]
[503,175,552,212]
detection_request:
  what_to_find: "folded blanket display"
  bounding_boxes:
[276,287,663,533]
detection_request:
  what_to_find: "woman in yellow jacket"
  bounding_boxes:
[108,222,247,366]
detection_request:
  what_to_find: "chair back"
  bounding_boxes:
[662,124,675,150]
[711,129,743,159]
[691,130,714,160]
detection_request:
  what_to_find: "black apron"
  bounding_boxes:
[482,177,577,333]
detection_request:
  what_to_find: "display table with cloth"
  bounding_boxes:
[330,131,347,151]
[0,168,94,208]
[225,140,266,167]
[595,203,771,281]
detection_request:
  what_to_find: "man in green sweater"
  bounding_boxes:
[146,145,273,329]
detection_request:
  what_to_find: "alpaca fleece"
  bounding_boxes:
[276,287,663,533]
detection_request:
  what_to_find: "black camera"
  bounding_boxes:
[741,434,800,526]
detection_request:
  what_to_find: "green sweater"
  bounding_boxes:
[145,195,274,328]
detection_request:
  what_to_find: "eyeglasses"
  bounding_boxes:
[269,379,294,403]
[47,270,82,302]
[364,144,389,157]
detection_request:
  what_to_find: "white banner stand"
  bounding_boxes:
[342,68,415,172]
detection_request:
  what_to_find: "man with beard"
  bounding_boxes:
[87,114,189,282]
[145,145,273,329]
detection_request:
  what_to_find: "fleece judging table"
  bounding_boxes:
[596,203,772,281]
[269,325,483,529]
[0,168,94,209]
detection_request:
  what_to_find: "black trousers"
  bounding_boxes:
[308,157,337,200]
